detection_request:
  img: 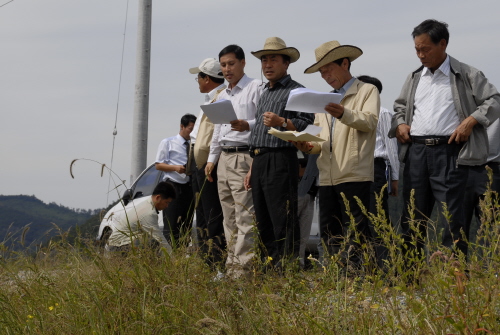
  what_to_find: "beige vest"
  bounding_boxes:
[193,88,224,169]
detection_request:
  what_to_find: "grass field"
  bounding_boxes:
[0,189,499,334]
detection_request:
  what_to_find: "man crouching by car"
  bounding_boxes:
[105,182,176,256]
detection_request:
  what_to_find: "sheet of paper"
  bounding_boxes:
[285,88,342,114]
[200,99,238,124]
[268,127,325,142]
[303,124,322,136]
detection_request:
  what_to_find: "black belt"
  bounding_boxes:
[221,146,249,153]
[412,136,450,145]
[251,147,295,157]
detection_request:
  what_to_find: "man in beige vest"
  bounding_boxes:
[188,58,226,269]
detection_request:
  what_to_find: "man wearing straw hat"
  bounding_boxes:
[188,58,226,268]
[246,37,314,268]
[296,40,380,269]
[205,45,262,278]
[389,19,500,261]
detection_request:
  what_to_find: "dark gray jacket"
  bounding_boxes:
[389,56,500,166]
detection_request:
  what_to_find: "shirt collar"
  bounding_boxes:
[175,133,188,144]
[226,74,250,93]
[333,76,356,98]
[206,83,226,102]
[421,54,450,77]
[149,197,159,214]
[265,74,291,89]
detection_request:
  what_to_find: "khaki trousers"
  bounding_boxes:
[217,151,255,277]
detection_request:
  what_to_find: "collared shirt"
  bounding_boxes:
[208,74,262,164]
[336,76,356,99]
[155,133,190,184]
[411,55,460,136]
[329,76,357,142]
[107,196,172,253]
[374,107,399,180]
[249,74,314,148]
[190,83,226,143]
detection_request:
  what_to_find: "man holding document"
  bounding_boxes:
[205,45,262,278]
[188,58,226,268]
[296,41,380,271]
[245,37,314,268]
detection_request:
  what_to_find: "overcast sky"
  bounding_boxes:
[1,0,499,210]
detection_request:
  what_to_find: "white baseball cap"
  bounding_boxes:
[189,58,224,79]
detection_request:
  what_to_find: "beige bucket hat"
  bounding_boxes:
[251,37,300,63]
[304,40,362,74]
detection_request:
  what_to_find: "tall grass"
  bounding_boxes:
[1,186,499,334]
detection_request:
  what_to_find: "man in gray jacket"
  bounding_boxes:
[389,19,500,260]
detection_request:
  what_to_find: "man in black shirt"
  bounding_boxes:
[245,37,314,267]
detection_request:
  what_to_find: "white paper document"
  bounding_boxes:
[268,124,325,142]
[200,99,238,124]
[285,88,342,114]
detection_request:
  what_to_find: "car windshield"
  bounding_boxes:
[132,165,162,199]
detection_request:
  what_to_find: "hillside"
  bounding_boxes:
[0,195,101,249]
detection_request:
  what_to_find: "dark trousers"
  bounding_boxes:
[163,180,194,247]
[369,158,391,267]
[318,182,373,266]
[191,161,225,267]
[370,158,390,217]
[463,163,500,243]
[401,142,468,257]
[251,148,299,265]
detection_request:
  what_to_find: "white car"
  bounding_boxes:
[97,163,320,254]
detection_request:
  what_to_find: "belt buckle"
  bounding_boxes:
[254,149,260,156]
[424,138,436,146]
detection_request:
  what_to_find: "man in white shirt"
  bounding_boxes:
[188,58,226,268]
[155,113,196,247]
[205,45,262,278]
[357,76,399,216]
[358,75,399,269]
[390,19,500,260]
[106,181,176,255]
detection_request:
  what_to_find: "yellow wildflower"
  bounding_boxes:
[49,306,54,311]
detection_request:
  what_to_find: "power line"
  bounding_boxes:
[106,0,130,206]
[0,0,14,8]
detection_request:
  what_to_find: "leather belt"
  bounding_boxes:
[251,147,295,157]
[412,136,450,146]
[221,146,249,153]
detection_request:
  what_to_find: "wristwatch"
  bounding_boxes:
[282,118,287,128]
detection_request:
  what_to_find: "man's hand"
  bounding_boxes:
[396,124,412,144]
[176,165,186,174]
[292,141,313,153]
[324,103,344,118]
[390,180,398,197]
[244,169,252,191]
[263,112,283,127]
[230,119,250,132]
[205,162,215,182]
[449,116,478,144]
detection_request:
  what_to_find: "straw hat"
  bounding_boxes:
[304,41,362,74]
[251,37,300,63]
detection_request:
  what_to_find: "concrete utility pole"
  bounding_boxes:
[130,0,152,185]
